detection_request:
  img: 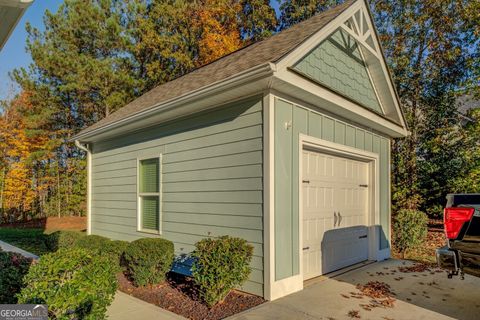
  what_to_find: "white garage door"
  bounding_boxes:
[302,148,370,280]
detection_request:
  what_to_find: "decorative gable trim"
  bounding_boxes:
[275,0,407,131]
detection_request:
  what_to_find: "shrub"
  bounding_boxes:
[18,248,117,320]
[192,235,253,307]
[44,230,85,251]
[0,252,32,303]
[75,235,128,270]
[393,209,428,258]
[123,238,174,286]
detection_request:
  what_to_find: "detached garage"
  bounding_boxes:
[74,0,408,301]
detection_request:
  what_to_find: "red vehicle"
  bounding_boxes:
[436,194,480,279]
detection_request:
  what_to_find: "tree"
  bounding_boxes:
[0,92,49,221]
[127,0,199,91]
[279,0,343,29]
[6,0,279,220]
[239,0,278,41]
[370,0,480,212]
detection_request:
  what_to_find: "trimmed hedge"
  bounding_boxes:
[18,248,117,320]
[75,234,110,249]
[393,209,428,258]
[0,252,32,304]
[44,232,128,270]
[124,238,174,286]
[44,230,84,251]
[192,236,253,307]
[75,235,128,270]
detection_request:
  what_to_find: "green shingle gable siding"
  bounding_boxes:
[274,97,390,281]
[90,97,264,296]
[293,28,383,114]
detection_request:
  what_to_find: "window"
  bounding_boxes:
[138,157,161,233]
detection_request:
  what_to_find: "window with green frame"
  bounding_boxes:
[138,157,161,232]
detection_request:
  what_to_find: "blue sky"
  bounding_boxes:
[0,0,63,101]
[0,0,281,101]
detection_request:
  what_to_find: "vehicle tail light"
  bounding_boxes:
[444,207,475,239]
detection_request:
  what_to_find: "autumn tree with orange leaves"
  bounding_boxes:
[4,0,277,221]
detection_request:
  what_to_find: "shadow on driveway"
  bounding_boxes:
[229,259,480,320]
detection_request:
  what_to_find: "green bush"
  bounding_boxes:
[44,230,85,251]
[75,234,110,249]
[393,209,428,258]
[192,235,253,307]
[103,240,129,270]
[18,248,117,320]
[75,235,128,270]
[123,238,174,286]
[0,252,32,303]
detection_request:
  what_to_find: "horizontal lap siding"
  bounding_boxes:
[91,97,264,296]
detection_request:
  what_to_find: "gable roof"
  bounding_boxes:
[76,0,355,137]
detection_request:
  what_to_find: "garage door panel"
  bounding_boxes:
[302,149,370,279]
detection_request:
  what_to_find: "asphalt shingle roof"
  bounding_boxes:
[78,0,355,137]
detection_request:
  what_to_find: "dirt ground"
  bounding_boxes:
[117,272,265,320]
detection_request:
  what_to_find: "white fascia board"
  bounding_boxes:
[270,72,408,138]
[0,0,34,8]
[74,63,274,143]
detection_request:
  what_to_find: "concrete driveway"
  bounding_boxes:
[229,259,480,320]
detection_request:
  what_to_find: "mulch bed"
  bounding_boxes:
[117,272,265,320]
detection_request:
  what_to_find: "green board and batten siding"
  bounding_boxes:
[90,97,264,296]
[274,97,390,281]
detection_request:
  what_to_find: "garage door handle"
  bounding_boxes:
[334,212,337,227]
[338,212,342,226]
[359,235,367,239]
[302,180,310,184]
[303,247,310,250]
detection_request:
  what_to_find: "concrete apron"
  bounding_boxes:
[228,259,480,320]
[107,291,186,320]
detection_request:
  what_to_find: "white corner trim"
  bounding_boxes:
[75,140,92,235]
[269,274,303,301]
[264,91,305,301]
[263,92,275,300]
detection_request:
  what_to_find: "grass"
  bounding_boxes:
[0,228,50,256]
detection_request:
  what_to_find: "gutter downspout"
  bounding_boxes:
[75,140,92,235]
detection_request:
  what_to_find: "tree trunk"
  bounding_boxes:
[57,162,61,218]
[0,167,4,222]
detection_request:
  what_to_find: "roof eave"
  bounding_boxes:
[73,62,275,143]
[0,0,34,50]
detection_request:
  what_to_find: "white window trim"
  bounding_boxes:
[137,154,163,235]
